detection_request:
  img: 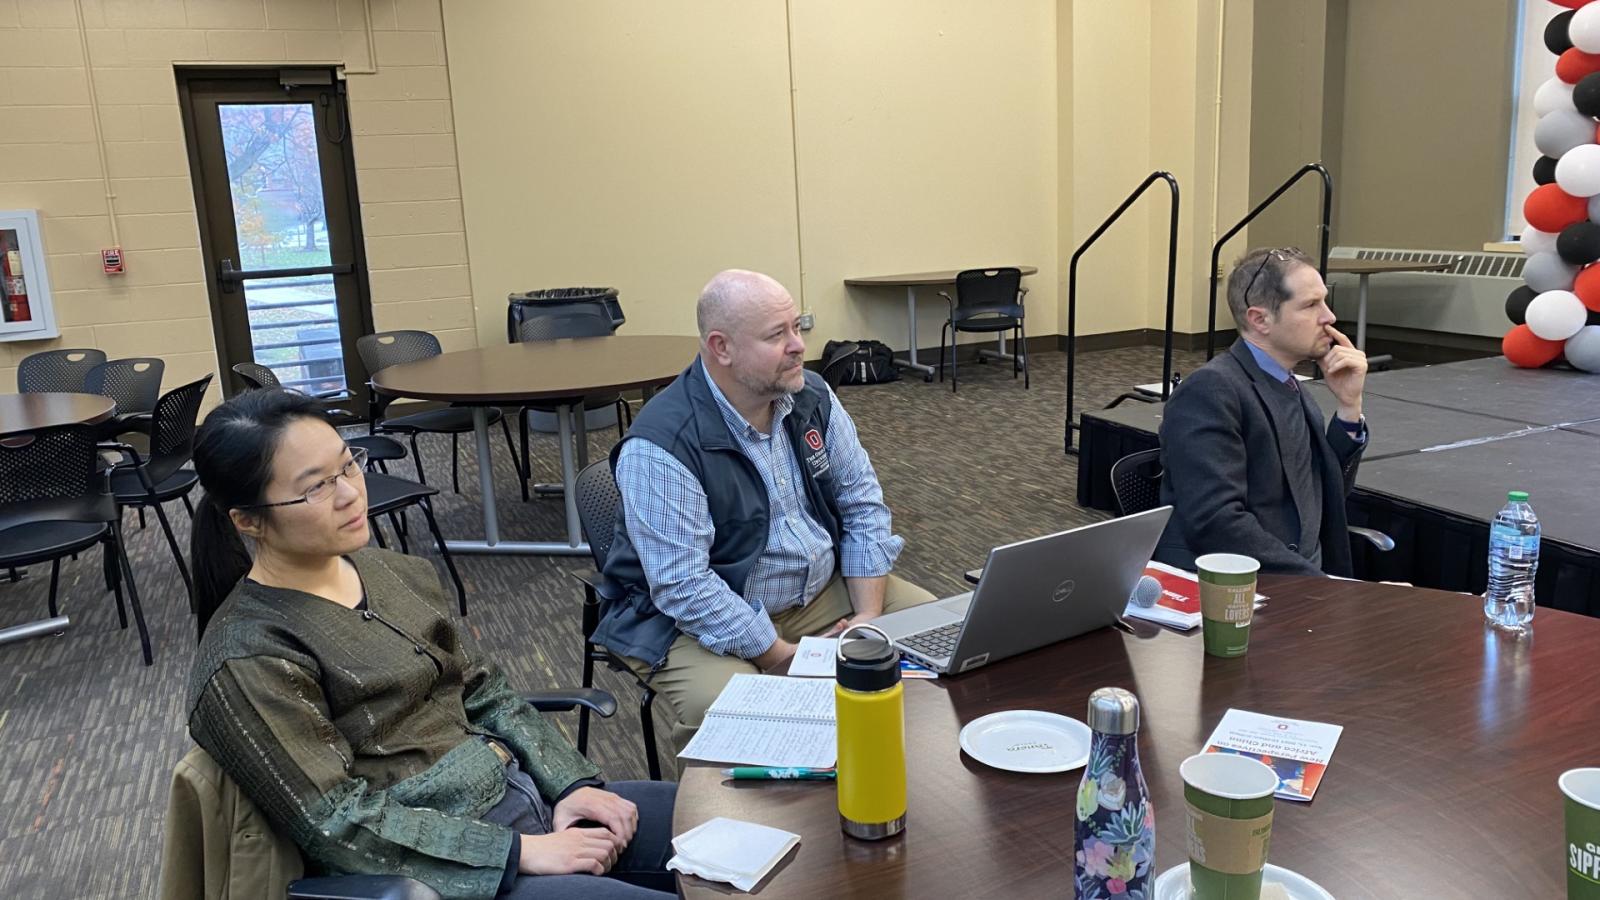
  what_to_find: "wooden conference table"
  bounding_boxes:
[673,577,1598,897]
[370,335,699,557]
[1325,257,1455,351]
[0,391,116,646]
[843,267,1038,381]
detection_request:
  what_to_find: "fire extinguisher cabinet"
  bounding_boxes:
[0,209,57,342]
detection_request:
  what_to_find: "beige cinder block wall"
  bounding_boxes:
[444,0,1060,358]
[0,0,475,398]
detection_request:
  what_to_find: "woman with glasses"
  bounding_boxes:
[185,388,675,899]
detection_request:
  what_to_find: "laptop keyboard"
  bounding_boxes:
[900,623,961,660]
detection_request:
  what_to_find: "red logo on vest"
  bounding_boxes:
[803,428,824,451]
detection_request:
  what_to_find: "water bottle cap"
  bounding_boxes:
[1508,491,1529,502]
[1086,687,1140,735]
[835,624,900,692]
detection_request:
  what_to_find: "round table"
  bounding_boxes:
[370,335,700,556]
[672,576,1600,898]
[0,392,116,437]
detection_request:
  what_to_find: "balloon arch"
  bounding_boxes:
[1511,0,1600,371]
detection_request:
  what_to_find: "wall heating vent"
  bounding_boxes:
[1328,246,1521,339]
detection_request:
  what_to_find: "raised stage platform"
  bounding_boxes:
[1075,356,1600,616]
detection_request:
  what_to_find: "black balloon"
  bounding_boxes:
[1591,307,1600,327]
[1576,72,1600,118]
[1548,10,1575,55]
[1506,285,1535,326]
[1534,155,1560,186]
[1559,221,1600,265]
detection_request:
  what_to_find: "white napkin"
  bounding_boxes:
[666,816,801,892]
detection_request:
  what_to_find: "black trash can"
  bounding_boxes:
[506,287,624,343]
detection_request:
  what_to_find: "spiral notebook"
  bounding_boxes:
[678,674,837,768]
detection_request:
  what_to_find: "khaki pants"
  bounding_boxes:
[623,574,937,762]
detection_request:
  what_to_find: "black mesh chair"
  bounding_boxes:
[936,267,1028,392]
[514,301,632,502]
[104,375,212,612]
[17,348,107,393]
[85,356,165,437]
[1109,448,1397,553]
[572,460,663,781]
[0,424,152,664]
[232,362,408,473]
[356,331,520,493]
[364,471,470,616]
[820,341,860,392]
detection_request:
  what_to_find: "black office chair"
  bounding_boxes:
[17,348,107,393]
[572,460,663,781]
[0,423,152,664]
[514,301,632,501]
[1109,448,1396,552]
[104,375,211,613]
[363,469,470,616]
[820,341,860,393]
[936,268,1028,392]
[85,356,165,438]
[232,362,408,473]
[355,330,520,493]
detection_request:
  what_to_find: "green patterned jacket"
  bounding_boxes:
[186,548,600,900]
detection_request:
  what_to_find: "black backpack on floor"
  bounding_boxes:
[823,339,899,385]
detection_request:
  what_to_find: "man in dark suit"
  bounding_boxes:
[1155,247,1369,577]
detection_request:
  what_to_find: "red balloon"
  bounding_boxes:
[1524,183,1589,232]
[1552,0,1596,8]
[1558,47,1600,83]
[1503,324,1565,368]
[1575,263,1600,311]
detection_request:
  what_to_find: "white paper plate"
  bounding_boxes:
[957,710,1091,773]
[1153,863,1334,899]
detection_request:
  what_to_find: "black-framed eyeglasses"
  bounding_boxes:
[240,446,368,509]
[1241,248,1296,304]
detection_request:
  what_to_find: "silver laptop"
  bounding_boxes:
[874,506,1173,675]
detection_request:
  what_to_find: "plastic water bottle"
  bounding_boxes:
[1485,490,1538,629]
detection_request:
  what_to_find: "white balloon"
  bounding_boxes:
[1565,325,1600,372]
[1527,289,1589,341]
[1536,76,1577,116]
[1523,225,1559,256]
[1558,144,1600,196]
[1573,3,1600,54]
[1537,108,1598,159]
[1525,252,1579,293]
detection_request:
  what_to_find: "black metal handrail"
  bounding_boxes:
[1064,171,1180,455]
[1205,162,1332,359]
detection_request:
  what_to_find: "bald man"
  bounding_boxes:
[594,269,935,756]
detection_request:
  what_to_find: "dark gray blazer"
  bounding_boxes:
[1154,339,1366,577]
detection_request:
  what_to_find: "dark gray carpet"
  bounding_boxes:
[0,344,1203,898]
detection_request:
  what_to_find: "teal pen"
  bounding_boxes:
[720,766,836,781]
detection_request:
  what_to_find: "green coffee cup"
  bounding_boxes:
[1564,768,1600,898]
[1181,752,1277,899]
[1196,554,1260,658]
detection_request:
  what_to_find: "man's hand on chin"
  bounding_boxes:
[1319,325,1368,420]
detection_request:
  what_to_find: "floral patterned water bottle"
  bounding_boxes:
[1074,687,1155,900]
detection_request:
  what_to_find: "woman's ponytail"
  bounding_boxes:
[190,492,252,639]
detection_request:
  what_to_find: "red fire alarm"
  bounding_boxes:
[102,247,123,275]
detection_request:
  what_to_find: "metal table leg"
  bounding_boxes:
[444,405,589,557]
[1355,272,1371,351]
[894,286,935,381]
[0,615,69,647]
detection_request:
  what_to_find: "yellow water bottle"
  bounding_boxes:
[835,624,906,840]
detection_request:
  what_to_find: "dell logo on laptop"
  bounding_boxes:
[1051,580,1076,603]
